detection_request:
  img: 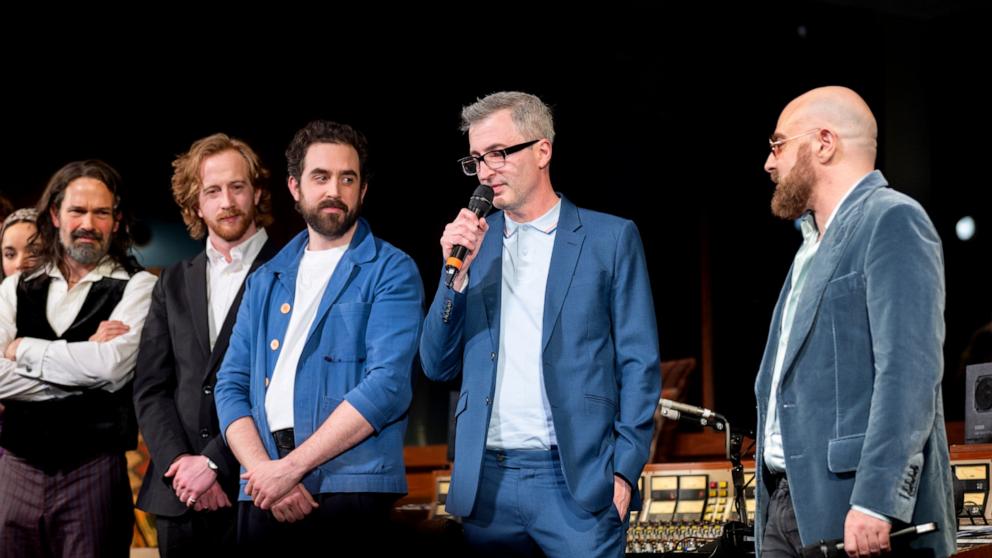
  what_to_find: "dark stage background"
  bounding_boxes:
[3,3,988,445]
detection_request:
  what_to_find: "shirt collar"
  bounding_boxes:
[206,227,268,266]
[41,255,129,284]
[504,198,562,238]
[798,211,818,245]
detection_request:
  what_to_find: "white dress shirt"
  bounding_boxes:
[205,228,268,349]
[0,257,157,400]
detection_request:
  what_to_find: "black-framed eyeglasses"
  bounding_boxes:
[458,140,540,176]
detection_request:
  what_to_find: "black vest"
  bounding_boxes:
[0,272,138,470]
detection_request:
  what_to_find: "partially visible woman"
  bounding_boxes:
[1,208,40,278]
[0,208,40,458]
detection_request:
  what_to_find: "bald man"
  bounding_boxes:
[754,87,955,558]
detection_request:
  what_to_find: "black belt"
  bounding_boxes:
[272,429,295,454]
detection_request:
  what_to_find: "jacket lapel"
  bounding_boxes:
[756,267,794,401]
[302,219,372,349]
[477,211,505,351]
[185,252,211,361]
[542,198,583,352]
[777,172,885,382]
[204,238,278,381]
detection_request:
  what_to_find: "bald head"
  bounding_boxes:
[780,86,878,164]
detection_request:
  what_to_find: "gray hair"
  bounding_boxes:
[460,91,555,144]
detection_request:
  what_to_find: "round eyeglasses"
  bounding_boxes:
[768,128,821,157]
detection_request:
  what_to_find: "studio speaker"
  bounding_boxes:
[966,362,992,443]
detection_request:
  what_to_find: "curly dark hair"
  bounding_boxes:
[285,120,369,184]
[34,160,142,275]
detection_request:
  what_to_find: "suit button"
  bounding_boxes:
[490,352,496,361]
[264,377,270,387]
[203,386,213,395]
[270,339,280,350]
[485,397,491,406]
[280,303,291,314]
[200,428,210,439]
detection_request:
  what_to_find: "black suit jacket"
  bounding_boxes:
[134,237,277,517]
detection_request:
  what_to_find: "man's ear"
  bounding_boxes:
[815,128,838,163]
[288,176,301,202]
[536,139,553,170]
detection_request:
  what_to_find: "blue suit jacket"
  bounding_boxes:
[215,219,424,498]
[420,196,661,517]
[753,171,955,556]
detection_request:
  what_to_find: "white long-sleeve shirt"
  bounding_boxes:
[0,257,157,400]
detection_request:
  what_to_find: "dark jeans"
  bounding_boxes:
[762,474,803,557]
[761,474,938,558]
[237,491,400,556]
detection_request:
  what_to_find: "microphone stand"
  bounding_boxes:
[727,422,750,529]
[721,422,755,556]
[660,400,756,556]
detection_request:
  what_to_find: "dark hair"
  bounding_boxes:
[285,120,369,184]
[34,160,142,275]
[0,195,13,221]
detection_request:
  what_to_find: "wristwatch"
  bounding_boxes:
[205,457,219,471]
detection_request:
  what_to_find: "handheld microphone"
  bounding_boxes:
[444,185,494,289]
[799,522,938,557]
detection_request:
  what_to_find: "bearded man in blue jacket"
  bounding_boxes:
[215,120,423,554]
[755,86,954,558]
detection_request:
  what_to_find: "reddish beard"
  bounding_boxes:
[207,208,254,241]
[771,143,816,220]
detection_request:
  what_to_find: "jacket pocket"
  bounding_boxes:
[454,391,469,421]
[827,433,865,473]
[584,393,618,415]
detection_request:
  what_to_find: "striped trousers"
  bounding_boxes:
[0,450,133,558]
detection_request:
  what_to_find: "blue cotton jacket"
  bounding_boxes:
[215,219,424,498]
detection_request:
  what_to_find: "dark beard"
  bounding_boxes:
[297,196,361,240]
[771,143,815,220]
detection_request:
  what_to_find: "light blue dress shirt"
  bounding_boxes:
[486,199,562,450]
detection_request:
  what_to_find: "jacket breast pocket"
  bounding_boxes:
[827,433,865,474]
[325,302,372,349]
[583,393,618,416]
[827,272,872,422]
[824,271,865,302]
